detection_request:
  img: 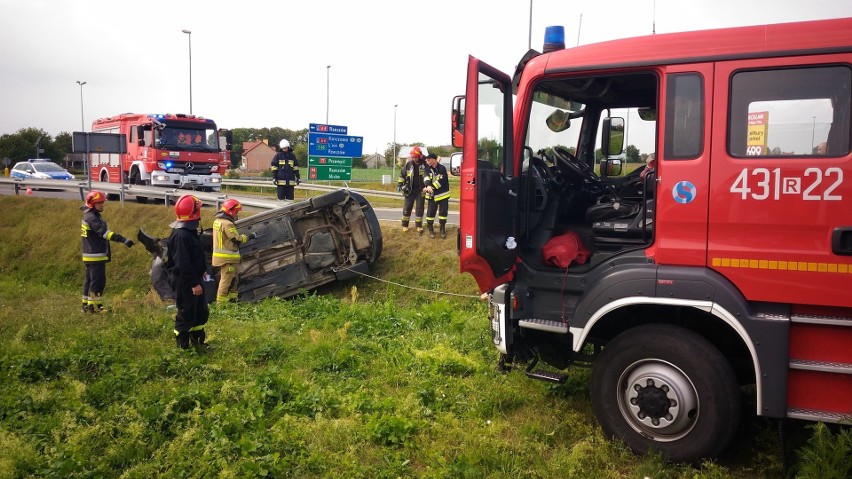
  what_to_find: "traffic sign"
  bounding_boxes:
[308,156,352,167]
[310,123,348,135]
[308,165,352,181]
[308,133,363,157]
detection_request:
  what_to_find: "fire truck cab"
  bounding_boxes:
[90,113,232,195]
[452,17,852,461]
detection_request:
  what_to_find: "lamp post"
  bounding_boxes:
[326,65,331,124]
[181,29,193,114]
[392,104,398,181]
[811,115,817,152]
[76,80,89,188]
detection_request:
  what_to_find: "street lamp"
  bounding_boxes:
[326,65,331,124]
[811,115,817,152]
[76,80,89,188]
[392,104,398,180]
[181,29,193,114]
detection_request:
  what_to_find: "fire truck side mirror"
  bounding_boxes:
[449,152,462,176]
[599,158,623,178]
[451,95,465,148]
[601,117,625,158]
[136,126,146,146]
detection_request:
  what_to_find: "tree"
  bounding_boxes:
[0,127,59,164]
[625,144,641,163]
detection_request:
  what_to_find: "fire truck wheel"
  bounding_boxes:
[590,323,740,462]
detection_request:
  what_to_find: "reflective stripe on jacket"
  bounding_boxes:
[81,209,112,262]
[212,213,247,266]
[424,163,451,202]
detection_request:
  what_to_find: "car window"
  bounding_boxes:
[34,163,65,172]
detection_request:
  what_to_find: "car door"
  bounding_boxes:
[457,57,518,293]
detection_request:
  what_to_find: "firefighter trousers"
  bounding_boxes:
[401,192,425,228]
[173,283,209,347]
[216,264,239,302]
[83,262,107,308]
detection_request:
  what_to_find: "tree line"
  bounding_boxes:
[0,126,459,171]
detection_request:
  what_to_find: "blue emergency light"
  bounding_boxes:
[543,26,565,53]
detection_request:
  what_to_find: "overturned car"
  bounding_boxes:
[139,189,383,302]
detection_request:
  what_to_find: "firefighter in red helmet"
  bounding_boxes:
[397,146,427,233]
[212,198,257,303]
[164,194,209,349]
[80,190,134,313]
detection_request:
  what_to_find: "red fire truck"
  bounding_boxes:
[90,113,232,195]
[451,17,852,461]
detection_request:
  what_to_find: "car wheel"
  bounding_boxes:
[590,324,740,462]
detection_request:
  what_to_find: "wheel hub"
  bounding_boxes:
[619,361,699,441]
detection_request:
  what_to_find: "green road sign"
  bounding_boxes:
[308,165,352,180]
[308,155,352,167]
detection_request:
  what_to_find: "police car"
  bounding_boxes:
[10,159,75,181]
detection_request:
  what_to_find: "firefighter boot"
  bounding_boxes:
[175,331,191,349]
[190,329,208,350]
[427,222,436,239]
[440,223,447,239]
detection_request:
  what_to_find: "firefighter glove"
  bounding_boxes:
[124,239,135,248]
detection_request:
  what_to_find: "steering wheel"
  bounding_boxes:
[527,155,554,211]
[552,146,600,184]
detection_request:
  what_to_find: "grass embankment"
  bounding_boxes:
[0,197,849,478]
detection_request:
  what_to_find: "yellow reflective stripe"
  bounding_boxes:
[105,230,114,240]
[213,250,241,260]
[189,325,205,332]
[82,254,109,262]
[434,192,451,201]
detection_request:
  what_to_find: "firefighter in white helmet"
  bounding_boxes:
[271,139,300,201]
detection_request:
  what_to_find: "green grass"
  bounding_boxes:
[0,196,848,478]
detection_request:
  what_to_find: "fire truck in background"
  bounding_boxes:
[451,18,852,461]
[90,113,232,198]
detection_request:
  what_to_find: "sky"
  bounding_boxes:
[1,0,850,156]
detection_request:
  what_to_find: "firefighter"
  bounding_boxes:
[80,190,134,313]
[165,194,209,349]
[397,146,427,233]
[271,139,300,201]
[211,199,256,303]
[423,153,451,239]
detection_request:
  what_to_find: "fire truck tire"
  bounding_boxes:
[129,168,149,203]
[590,324,740,462]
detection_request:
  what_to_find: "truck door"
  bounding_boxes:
[708,56,852,307]
[458,57,518,293]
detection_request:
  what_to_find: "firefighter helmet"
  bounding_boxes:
[175,194,202,221]
[279,139,290,149]
[85,190,107,208]
[220,198,242,217]
[409,146,423,158]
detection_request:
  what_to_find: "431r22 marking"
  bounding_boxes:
[729,167,843,201]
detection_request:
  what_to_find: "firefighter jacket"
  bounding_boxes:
[165,222,207,290]
[397,159,426,193]
[212,211,247,266]
[424,163,451,202]
[80,207,128,263]
[271,150,300,184]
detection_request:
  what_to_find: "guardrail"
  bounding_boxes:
[0,177,458,207]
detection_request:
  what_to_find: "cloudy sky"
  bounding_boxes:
[1,0,850,155]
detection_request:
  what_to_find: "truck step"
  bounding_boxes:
[787,408,852,424]
[525,369,567,383]
[789,359,852,375]
[518,319,569,334]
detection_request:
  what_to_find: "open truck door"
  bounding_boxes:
[456,57,518,293]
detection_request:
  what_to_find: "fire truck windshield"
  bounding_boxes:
[155,122,219,151]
